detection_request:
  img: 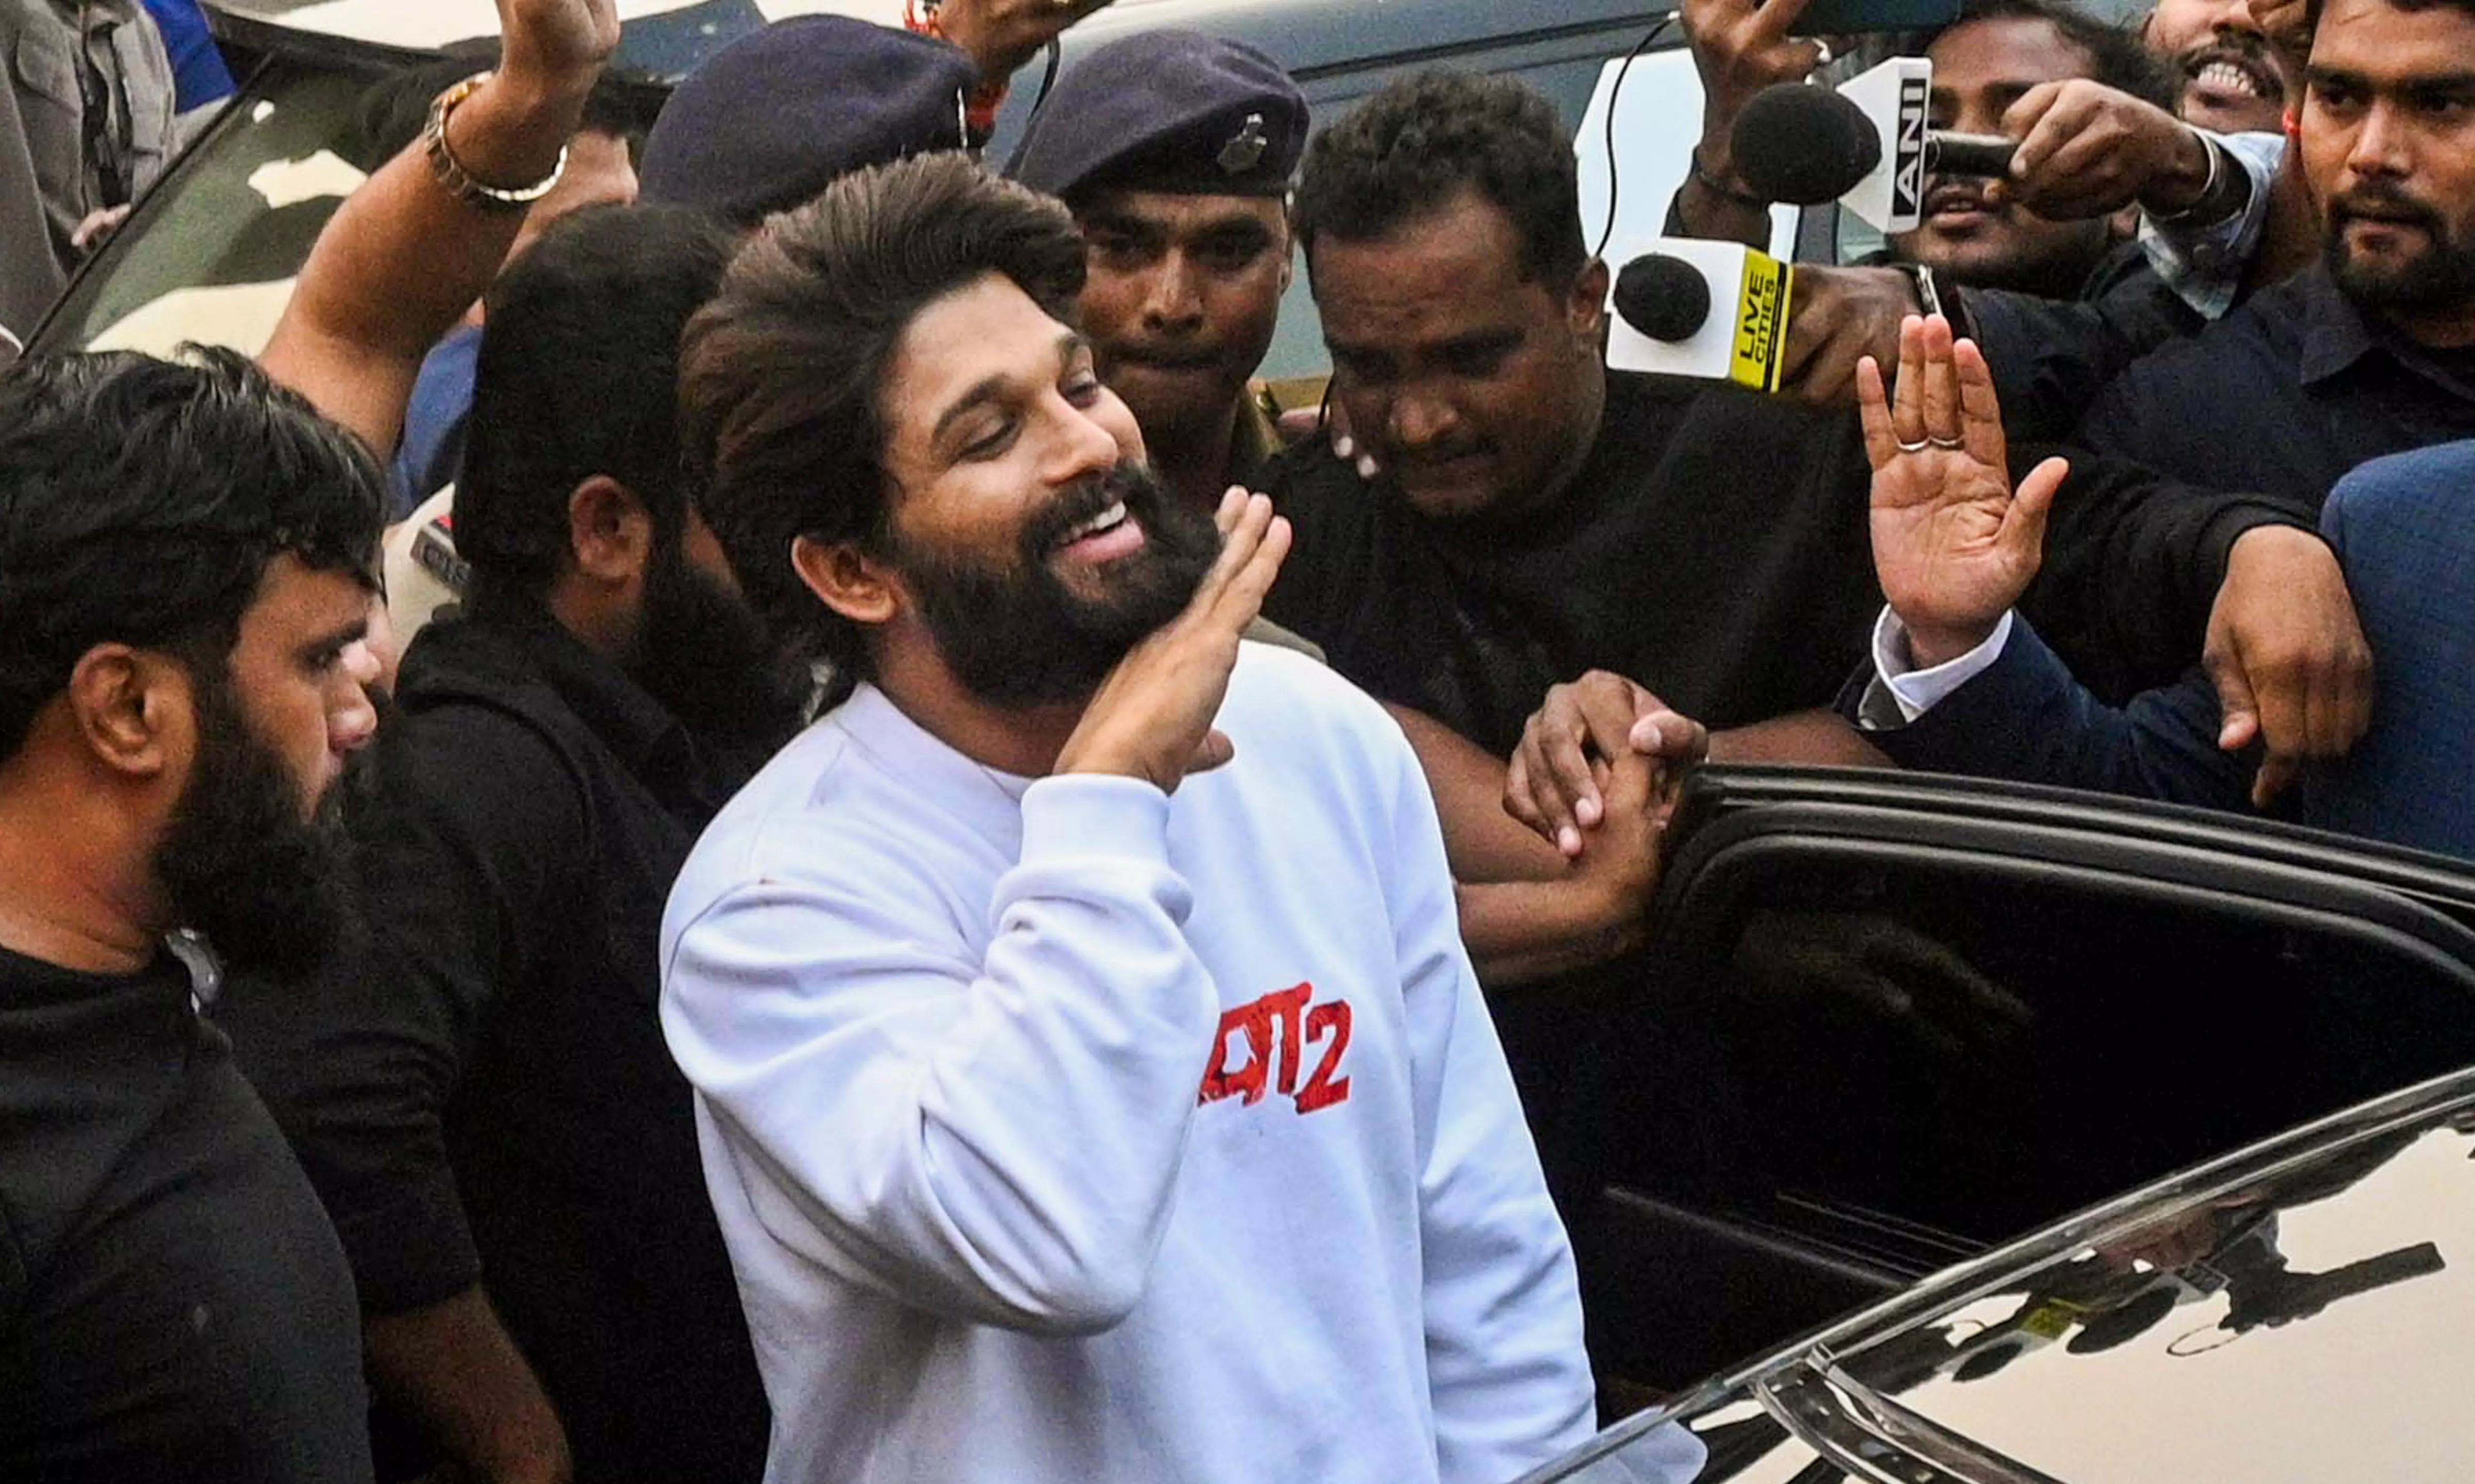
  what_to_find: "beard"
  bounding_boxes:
[153,663,365,980]
[626,535,805,768]
[892,460,1220,707]
[2324,182,2475,312]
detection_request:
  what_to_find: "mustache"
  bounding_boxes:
[1925,177,1996,212]
[1021,461,1171,555]
[2328,182,2447,232]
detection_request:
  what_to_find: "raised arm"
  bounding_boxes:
[259,0,617,454]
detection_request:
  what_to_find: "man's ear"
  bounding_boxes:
[790,535,901,629]
[1568,258,1611,346]
[567,475,656,587]
[63,644,186,782]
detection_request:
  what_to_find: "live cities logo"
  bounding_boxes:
[1197,982,1354,1115]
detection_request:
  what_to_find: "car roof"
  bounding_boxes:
[205,0,1676,83]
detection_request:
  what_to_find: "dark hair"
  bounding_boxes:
[455,203,738,616]
[1292,70,1586,286]
[0,349,385,760]
[678,152,1085,685]
[353,54,655,172]
[1922,0,2176,109]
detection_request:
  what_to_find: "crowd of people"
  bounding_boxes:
[2,0,2471,1476]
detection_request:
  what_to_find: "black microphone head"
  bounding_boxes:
[1730,84,1882,206]
[1612,253,1711,343]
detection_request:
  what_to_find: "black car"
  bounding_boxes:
[1528,1051,2475,1481]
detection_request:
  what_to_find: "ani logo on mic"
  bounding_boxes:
[1892,74,1931,222]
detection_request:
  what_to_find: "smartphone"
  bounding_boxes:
[1778,0,1960,35]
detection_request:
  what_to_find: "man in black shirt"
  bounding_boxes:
[224,207,799,1484]
[0,349,386,1481]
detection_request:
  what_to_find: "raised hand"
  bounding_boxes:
[1054,489,1291,794]
[496,0,621,91]
[935,0,1117,81]
[1858,315,2071,669]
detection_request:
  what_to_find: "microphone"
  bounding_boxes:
[1604,239,1794,392]
[1727,61,2018,233]
[1612,254,1710,343]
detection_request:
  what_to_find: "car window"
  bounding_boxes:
[36,57,380,358]
[1587,797,2475,1391]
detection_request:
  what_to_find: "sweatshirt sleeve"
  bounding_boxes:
[659,772,1218,1337]
[1381,731,1596,1483]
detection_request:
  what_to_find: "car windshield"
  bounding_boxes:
[37,57,373,359]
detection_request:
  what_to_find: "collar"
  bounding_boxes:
[2298,266,2388,387]
[2292,265,2475,403]
[398,615,696,787]
[1227,385,1281,491]
[827,683,1035,843]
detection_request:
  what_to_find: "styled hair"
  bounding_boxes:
[1927,0,2176,108]
[0,348,384,759]
[678,152,1086,684]
[454,203,738,617]
[1292,69,1586,286]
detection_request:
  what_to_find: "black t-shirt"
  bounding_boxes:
[1261,370,1882,756]
[0,945,369,1482]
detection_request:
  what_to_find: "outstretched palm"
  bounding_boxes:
[1858,315,2071,666]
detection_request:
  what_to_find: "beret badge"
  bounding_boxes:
[1217,113,1269,175]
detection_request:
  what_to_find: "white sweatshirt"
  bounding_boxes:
[661,644,1593,1484]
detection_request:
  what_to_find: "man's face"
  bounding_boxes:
[2302,0,2475,325]
[1889,17,2119,296]
[1310,189,1604,522]
[2146,0,2298,134]
[871,273,1221,705]
[154,555,381,974]
[1075,189,1289,458]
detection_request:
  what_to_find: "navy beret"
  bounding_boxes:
[1008,31,1306,202]
[639,16,977,226]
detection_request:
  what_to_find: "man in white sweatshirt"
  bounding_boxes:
[661,152,1595,1484]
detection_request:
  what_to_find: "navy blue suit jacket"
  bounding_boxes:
[1842,438,2475,862]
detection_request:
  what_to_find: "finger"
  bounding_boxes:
[1951,336,2012,471]
[1212,512,1291,628]
[2250,753,2299,810]
[1918,314,1961,443]
[1190,490,1269,610]
[1538,718,1598,856]
[1856,355,1900,469]
[1889,315,1928,448]
[2007,455,2069,562]
[1189,728,1236,776]
[1742,0,1817,46]
[1213,484,1248,536]
[2207,639,2262,752]
[1574,685,1647,787]
[2018,132,2134,218]
[1630,708,1709,765]
[1504,748,1551,837]
[2001,83,2067,179]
